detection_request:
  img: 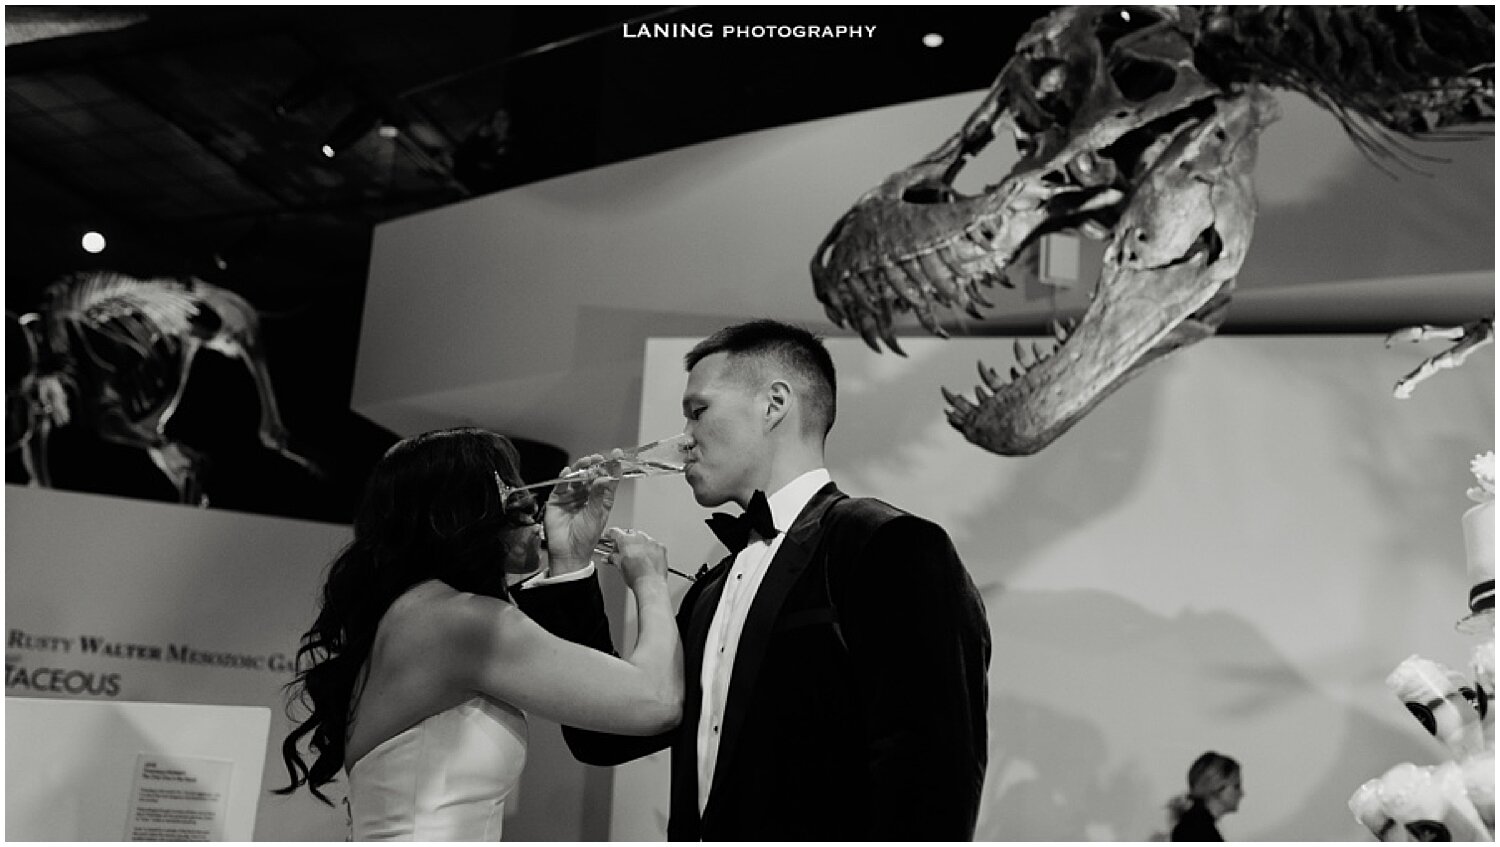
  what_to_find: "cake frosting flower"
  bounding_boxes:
[1470,451,1495,503]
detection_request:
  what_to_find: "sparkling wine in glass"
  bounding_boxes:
[597,433,692,483]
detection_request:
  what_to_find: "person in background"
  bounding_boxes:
[275,427,682,841]
[1169,751,1244,841]
[521,319,992,840]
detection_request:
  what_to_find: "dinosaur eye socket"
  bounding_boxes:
[1096,7,1164,53]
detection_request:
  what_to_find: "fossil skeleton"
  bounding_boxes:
[811,6,1494,455]
[8,271,319,505]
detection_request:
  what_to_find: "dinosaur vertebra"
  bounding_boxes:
[812,5,1494,455]
[9,271,319,505]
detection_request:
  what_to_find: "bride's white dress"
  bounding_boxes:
[347,696,527,841]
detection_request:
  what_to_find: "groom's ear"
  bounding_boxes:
[764,380,791,429]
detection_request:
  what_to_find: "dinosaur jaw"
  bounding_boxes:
[943,256,1236,456]
[941,91,1274,455]
[809,5,1280,456]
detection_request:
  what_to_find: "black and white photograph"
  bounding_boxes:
[5,5,1494,842]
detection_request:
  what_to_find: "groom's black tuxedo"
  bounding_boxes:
[519,483,991,841]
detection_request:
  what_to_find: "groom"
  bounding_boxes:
[522,319,991,840]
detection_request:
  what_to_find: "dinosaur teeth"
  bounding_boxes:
[979,361,1008,391]
[1014,339,1034,367]
[917,253,961,305]
[1032,341,1050,362]
[1010,365,1023,381]
[821,301,846,328]
[878,322,906,357]
[966,280,995,310]
[914,303,950,339]
[1050,319,1067,342]
[945,405,970,432]
[973,384,993,403]
[941,386,974,415]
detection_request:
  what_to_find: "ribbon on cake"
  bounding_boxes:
[1386,655,1488,760]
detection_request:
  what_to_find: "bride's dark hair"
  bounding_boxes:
[275,427,536,804]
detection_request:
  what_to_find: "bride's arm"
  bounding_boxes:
[443,546,683,736]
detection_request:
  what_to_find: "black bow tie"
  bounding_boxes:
[706,489,780,554]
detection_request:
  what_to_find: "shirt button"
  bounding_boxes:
[719,646,724,653]
[713,725,719,733]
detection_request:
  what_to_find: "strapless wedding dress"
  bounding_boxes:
[347,696,527,841]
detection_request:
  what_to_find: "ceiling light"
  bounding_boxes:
[377,124,399,139]
[321,144,335,158]
[81,231,106,254]
[922,32,944,48]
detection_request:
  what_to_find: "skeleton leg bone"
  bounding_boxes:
[232,340,325,479]
[19,417,53,488]
[146,442,208,507]
[154,336,203,435]
[92,403,208,506]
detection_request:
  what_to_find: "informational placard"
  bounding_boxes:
[125,754,233,841]
[5,487,349,841]
[5,698,268,841]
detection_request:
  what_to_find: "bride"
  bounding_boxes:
[275,428,683,840]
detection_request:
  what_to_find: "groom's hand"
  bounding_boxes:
[543,450,623,575]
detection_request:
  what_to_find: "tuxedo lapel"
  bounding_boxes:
[704,483,844,808]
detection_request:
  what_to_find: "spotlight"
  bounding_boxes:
[922,32,944,48]
[320,105,382,159]
[81,231,106,253]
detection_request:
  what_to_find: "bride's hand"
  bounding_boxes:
[543,450,622,571]
[601,528,668,589]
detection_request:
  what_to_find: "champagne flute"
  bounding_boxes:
[499,433,692,494]
[501,434,696,580]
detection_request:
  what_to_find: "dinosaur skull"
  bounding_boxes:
[811,6,1279,455]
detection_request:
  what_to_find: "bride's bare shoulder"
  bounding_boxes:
[384,581,519,642]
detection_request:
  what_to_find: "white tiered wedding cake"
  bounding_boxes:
[1348,452,1494,841]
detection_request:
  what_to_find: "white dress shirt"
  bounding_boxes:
[696,468,831,812]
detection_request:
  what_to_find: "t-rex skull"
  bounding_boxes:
[812,5,1492,455]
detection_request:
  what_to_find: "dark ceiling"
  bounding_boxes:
[5,5,1051,522]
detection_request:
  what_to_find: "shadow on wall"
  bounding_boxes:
[828,338,1165,581]
[977,688,1157,841]
[1245,94,1494,290]
[977,586,1442,841]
